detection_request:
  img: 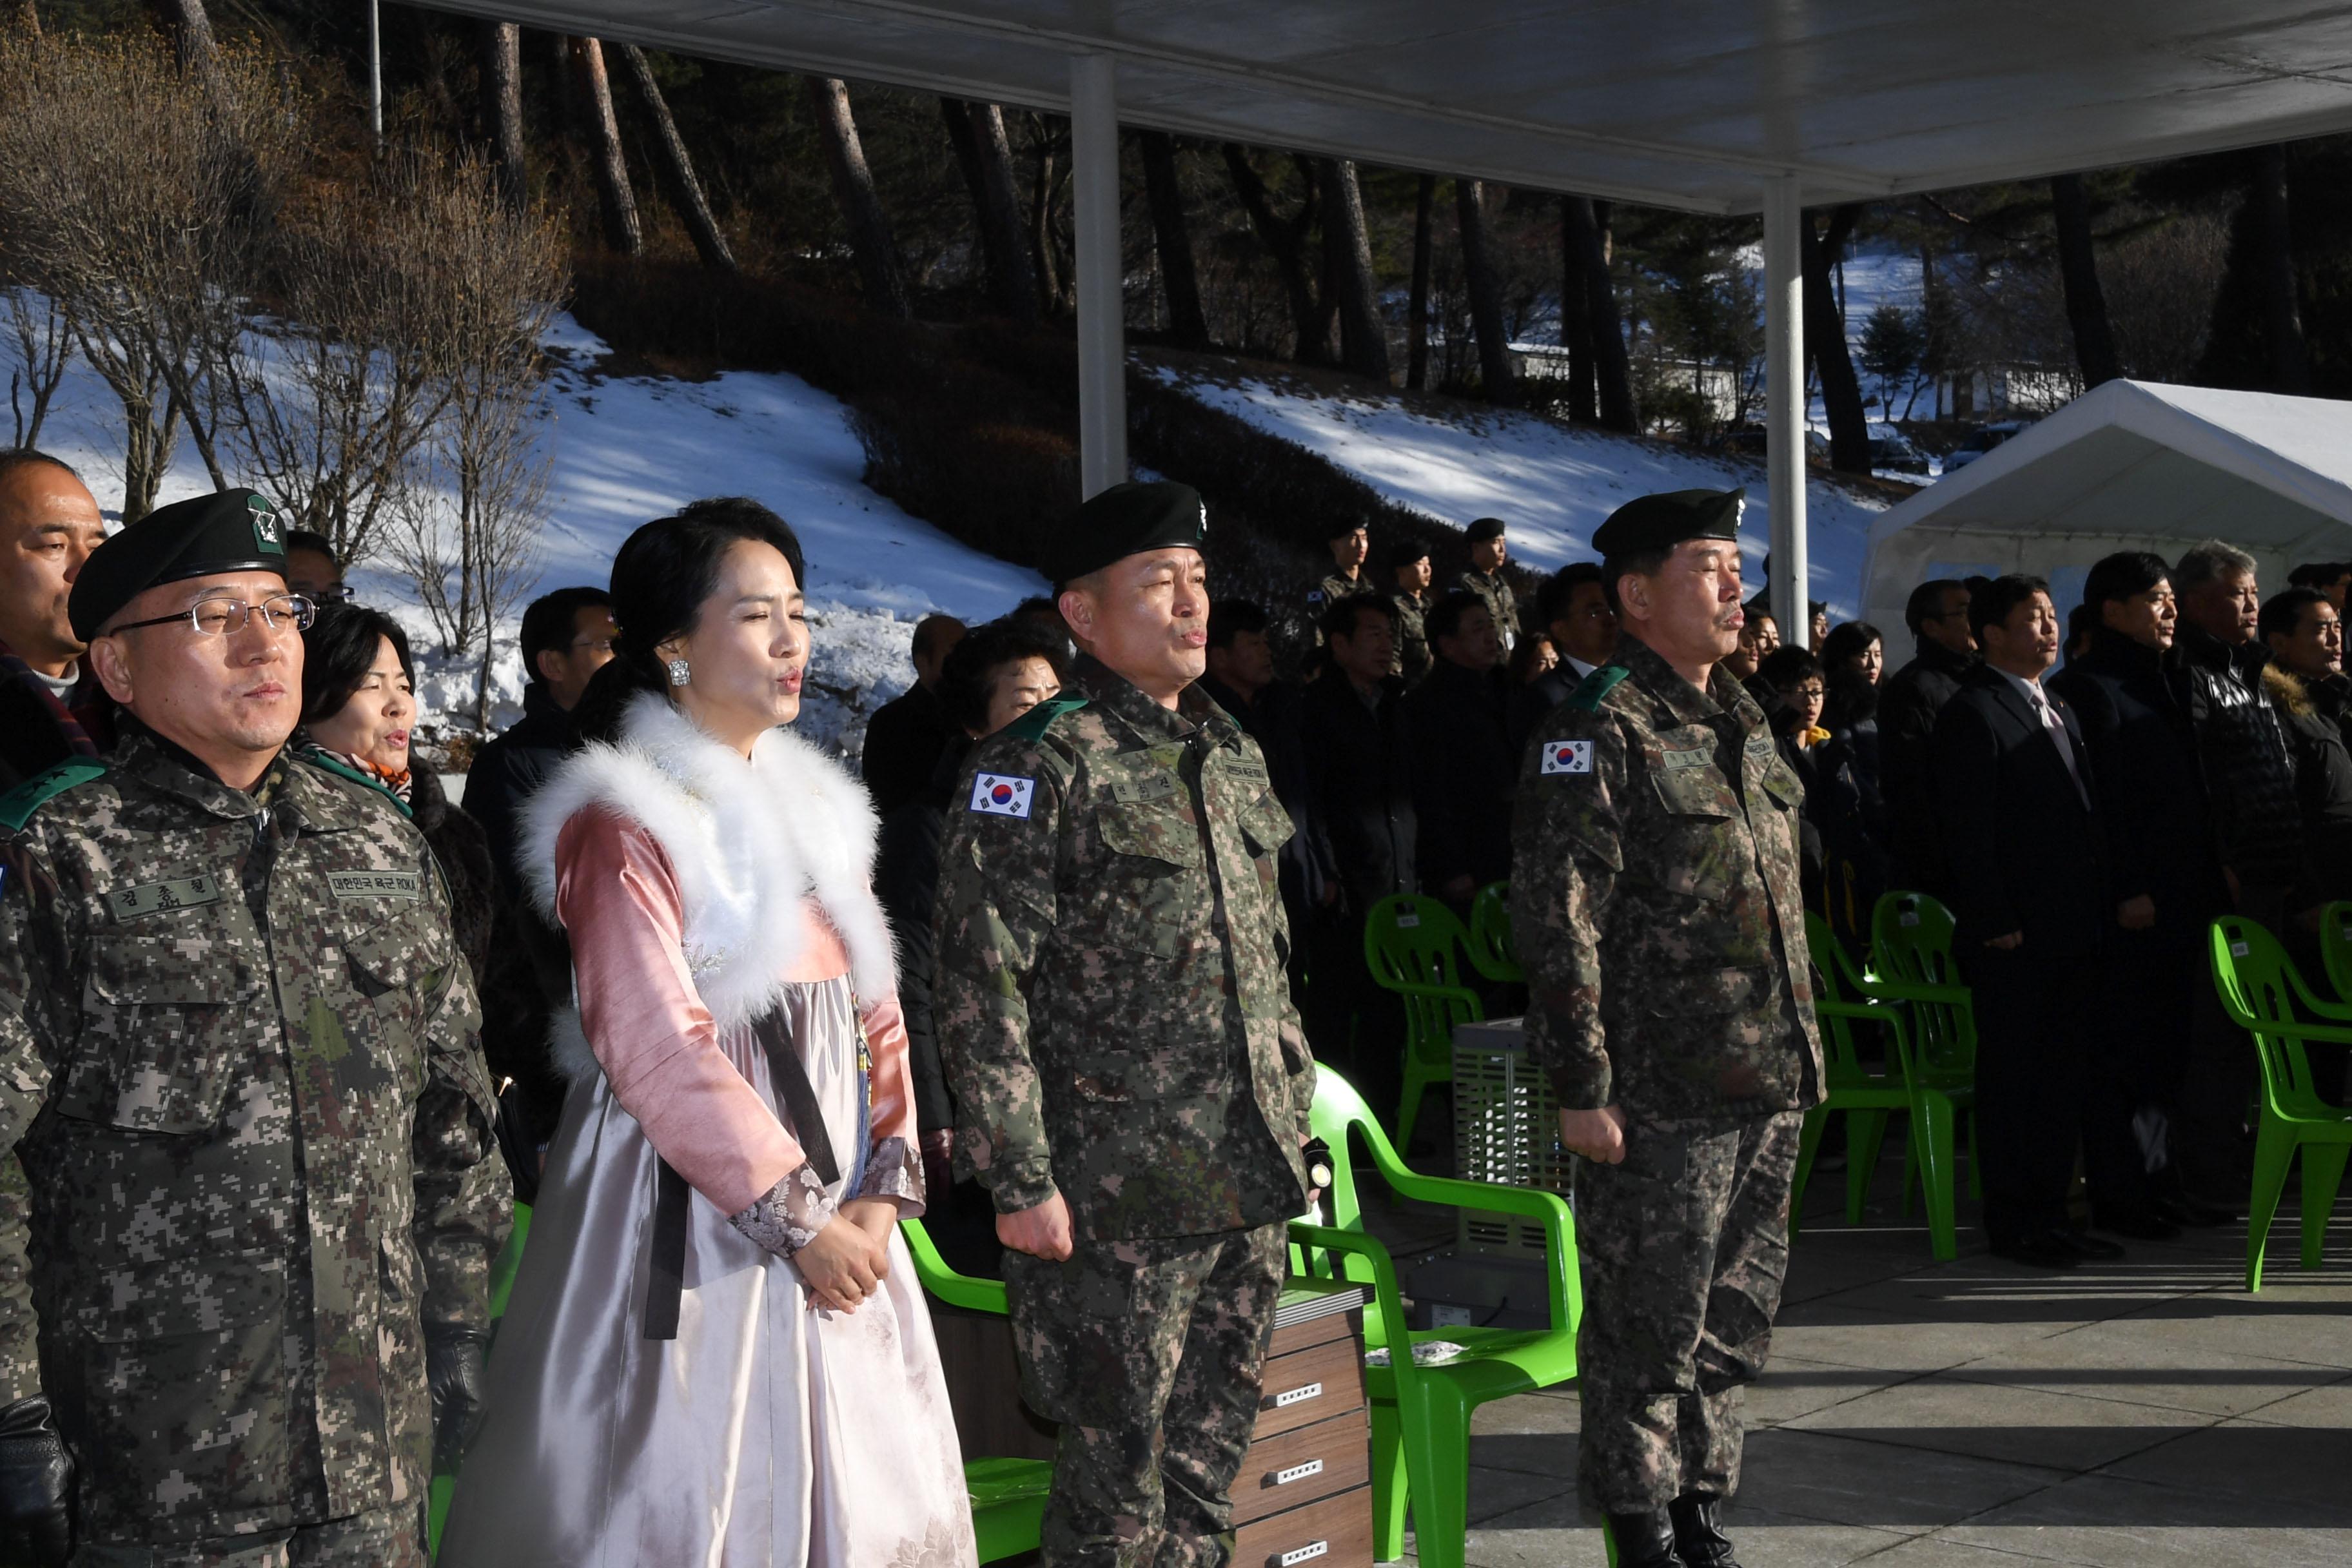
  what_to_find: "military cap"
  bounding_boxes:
[1388,540,1431,570]
[1591,487,1745,560]
[1465,516,1508,544]
[71,487,288,640]
[1326,514,1370,541]
[1042,480,1208,587]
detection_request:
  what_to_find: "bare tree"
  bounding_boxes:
[480,21,528,213]
[2248,144,2308,393]
[2103,211,2229,383]
[1803,205,1870,473]
[1137,130,1206,348]
[0,30,299,516]
[807,77,910,318]
[3,287,70,449]
[1406,175,1435,390]
[2049,173,2120,388]
[153,0,217,72]
[570,37,642,256]
[1317,159,1389,382]
[1222,146,1328,364]
[1456,177,1516,401]
[946,101,1039,322]
[617,44,736,271]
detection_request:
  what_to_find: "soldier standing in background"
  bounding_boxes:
[936,480,1317,1568]
[1386,541,1435,685]
[1304,516,1376,643]
[0,491,509,1567]
[1456,516,1518,654]
[1512,488,1821,1568]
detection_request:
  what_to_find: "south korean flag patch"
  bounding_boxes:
[968,772,1036,818]
[1541,740,1593,776]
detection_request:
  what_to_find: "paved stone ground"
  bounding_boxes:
[1384,1145,2352,1567]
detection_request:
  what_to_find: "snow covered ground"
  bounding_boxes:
[8,313,1047,758]
[1150,364,1889,618]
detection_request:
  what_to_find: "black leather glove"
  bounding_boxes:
[424,1325,491,1476]
[0,1396,72,1568]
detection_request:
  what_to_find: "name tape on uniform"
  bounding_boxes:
[968,772,1036,819]
[1540,740,1593,776]
[106,874,224,920]
[327,870,422,900]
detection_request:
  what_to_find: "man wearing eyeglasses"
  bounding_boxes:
[0,489,510,1567]
[283,527,353,605]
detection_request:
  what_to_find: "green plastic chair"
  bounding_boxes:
[1865,892,1983,1247]
[2318,899,2352,1004]
[1289,1068,1578,1568]
[1792,914,1920,1237]
[898,1218,1055,1562]
[1464,881,1522,985]
[2206,916,2352,1291]
[1362,894,1484,1148]
[429,1200,534,1559]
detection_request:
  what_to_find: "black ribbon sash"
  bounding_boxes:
[643,1006,840,1340]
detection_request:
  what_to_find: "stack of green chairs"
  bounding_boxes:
[1289,1069,1578,1568]
[2206,916,2352,1291]
[1848,892,1981,1260]
[2318,899,2352,1003]
[1464,881,1522,985]
[1362,894,1484,1149]
[1792,914,1921,1240]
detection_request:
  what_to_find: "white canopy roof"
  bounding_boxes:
[422,1,2352,214]
[1859,380,2352,635]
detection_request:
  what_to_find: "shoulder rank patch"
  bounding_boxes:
[0,758,107,834]
[1564,664,1629,714]
[1540,740,1593,775]
[1005,694,1089,743]
[968,772,1037,818]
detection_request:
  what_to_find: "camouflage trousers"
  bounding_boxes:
[1004,1223,1288,1568]
[1571,1110,1802,1513]
[67,1504,427,1568]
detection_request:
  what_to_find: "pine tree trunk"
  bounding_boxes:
[569,37,643,255]
[1139,131,1208,349]
[618,44,736,270]
[2049,174,2119,387]
[807,76,910,320]
[945,101,1040,323]
[1456,177,1516,403]
[1318,158,1391,384]
[158,0,217,69]
[1407,175,1434,391]
[1582,198,1637,433]
[2250,144,2309,394]
[1803,204,1872,474]
[481,21,528,214]
[1222,144,1329,365]
[1559,197,1597,423]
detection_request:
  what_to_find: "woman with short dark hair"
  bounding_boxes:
[440,498,977,1567]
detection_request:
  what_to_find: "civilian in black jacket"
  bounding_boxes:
[2260,588,2352,913]
[1933,575,2153,1268]
[1509,562,1618,755]
[1407,588,1515,905]
[0,451,112,792]
[1199,600,1333,936]
[860,612,966,815]
[1880,579,1976,894]
[876,617,1067,1275]
[2051,553,2227,1229]
[1299,594,1416,1117]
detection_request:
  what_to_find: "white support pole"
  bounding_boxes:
[369,0,384,152]
[1070,52,1128,498]
[1762,175,1807,640]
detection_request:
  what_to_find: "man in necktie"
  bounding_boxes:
[1931,574,2156,1269]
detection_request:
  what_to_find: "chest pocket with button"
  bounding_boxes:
[1645,741,1748,906]
[331,919,435,1096]
[1093,795,1206,959]
[65,930,265,1135]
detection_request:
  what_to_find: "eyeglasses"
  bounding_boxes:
[309,583,356,603]
[571,637,617,654]
[110,593,317,637]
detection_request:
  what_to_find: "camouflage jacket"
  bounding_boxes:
[1455,567,1520,650]
[1389,589,1432,685]
[0,721,508,1545]
[935,654,1314,1241]
[1511,634,1822,1119]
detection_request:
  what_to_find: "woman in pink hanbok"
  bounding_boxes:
[440,499,976,1568]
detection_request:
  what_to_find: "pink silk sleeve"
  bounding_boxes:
[555,807,805,1217]
[854,990,926,1211]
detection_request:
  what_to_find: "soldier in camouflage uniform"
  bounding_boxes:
[0,491,508,1568]
[1386,542,1434,685]
[1304,518,1375,645]
[936,481,1316,1568]
[1511,489,1821,1568]
[1455,516,1520,655]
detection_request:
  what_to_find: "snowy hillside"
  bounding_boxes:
[1152,364,1890,618]
[9,313,1047,758]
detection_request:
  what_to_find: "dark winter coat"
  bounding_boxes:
[2264,665,2352,910]
[464,682,579,900]
[1879,637,1977,892]
[2171,623,2304,893]
[0,647,110,796]
[861,680,957,818]
[1197,672,1333,915]
[1405,656,1516,895]
[1300,670,1418,913]
[409,765,498,981]
[2048,629,2219,952]
[874,734,965,1139]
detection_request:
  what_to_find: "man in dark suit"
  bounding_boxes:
[1932,574,2150,1268]
[1881,578,1976,894]
[861,612,966,814]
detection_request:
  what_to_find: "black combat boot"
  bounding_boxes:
[1667,1493,1741,1567]
[1602,1509,1682,1568]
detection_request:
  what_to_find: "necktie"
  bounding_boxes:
[2030,684,2090,810]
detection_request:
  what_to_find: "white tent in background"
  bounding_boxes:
[1860,380,2352,636]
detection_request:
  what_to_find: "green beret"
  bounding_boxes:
[1387,540,1431,571]
[71,488,288,641]
[1591,487,1745,560]
[1465,516,1507,544]
[1042,480,1208,587]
